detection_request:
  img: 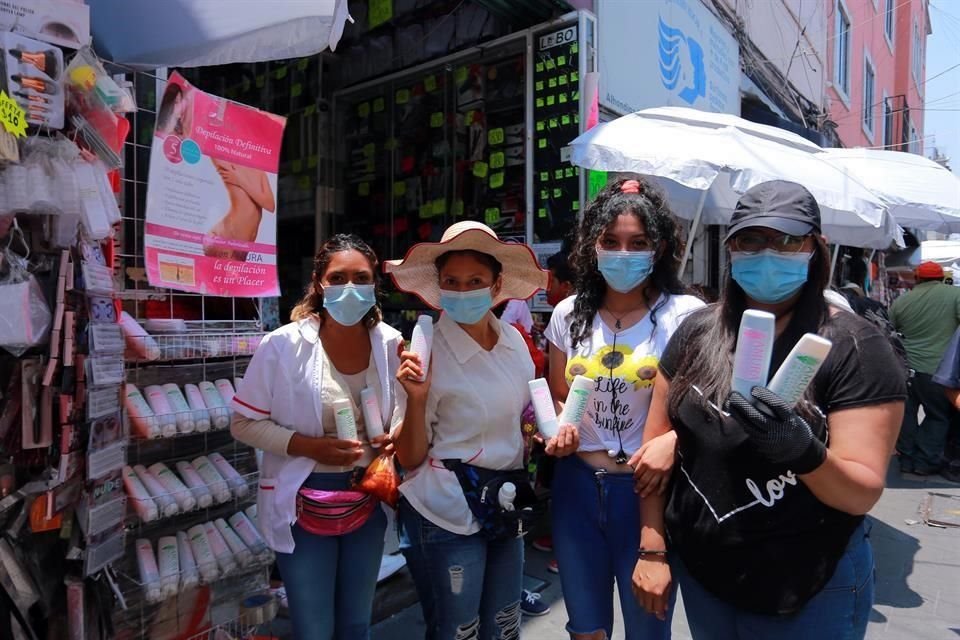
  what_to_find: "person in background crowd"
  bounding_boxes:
[891,261,960,477]
[387,221,567,640]
[546,251,576,308]
[501,298,534,333]
[932,326,960,482]
[230,234,402,640]
[545,178,705,640]
[632,180,906,639]
[839,282,888,319]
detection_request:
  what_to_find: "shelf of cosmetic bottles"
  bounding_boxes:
[125,331,265,363]
[127,408,233,441]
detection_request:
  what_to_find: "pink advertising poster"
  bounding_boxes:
[144,72,286,297]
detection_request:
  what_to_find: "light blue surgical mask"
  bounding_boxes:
[730,250,812,303]
[322,283,376,326]
[439,288,493,325]
[597,249,655,293]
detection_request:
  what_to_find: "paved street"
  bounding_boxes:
[370,462,960,639]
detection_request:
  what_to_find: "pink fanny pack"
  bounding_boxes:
[296,488,377,537]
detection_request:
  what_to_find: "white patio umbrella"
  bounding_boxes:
[569,107,901,276]
[819,148,960,233]
[86,0,352,69]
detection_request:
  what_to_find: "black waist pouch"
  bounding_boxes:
[442,459,541,540]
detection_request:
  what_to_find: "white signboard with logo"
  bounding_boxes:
[598,0,740,115]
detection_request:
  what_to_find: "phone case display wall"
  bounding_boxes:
[532,25,583,244]
[334,40,528,291]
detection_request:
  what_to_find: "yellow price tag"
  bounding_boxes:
[553,188,562,198]
[373,97,385,113]
[549,117,558,129]
[571,42,579,54]
[546,95,555,106]
[488,128,505,145]
[489,173,505,189]
[538,139,547,149]
[274,66,288,80]
[535,81,544,91]
[452,200,464,217]
[484,207,500,224]
[424,75,437,92]
[419,204,431,219]
[455,66,468,85]
[540,189,549,199]
[559,93,568,104]
[540,171,549,182]
[393,181,407,197]
[291,83,303,97]
[546,58,556,70]
[473,161,489,178]
[490,152,504,169]
[571,71,579,83]
[536,97,544,108]
[0,92,27,137]
[396,89,410,104]
[432,198,447,215]
[561,115,571,125]
[297,58,310,71]
[554,169,564,179]
[362,142,376,157]
[430,112,444,128]
[557,55,567,66]
[536,121,545,132]
[559,75,568,86]
[305,104,317,117]
[358,182,370,196]
[369,0,393,28]
[548,77,557,88]
[358,102,371,118]
[565,167,576,178]
[536,62,544,73]
[538,207,548,219]
[573,200,580,211]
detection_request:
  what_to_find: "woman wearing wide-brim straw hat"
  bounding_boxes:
[387,221,579,639]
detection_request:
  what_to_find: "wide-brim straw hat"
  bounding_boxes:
[384,221,549,310]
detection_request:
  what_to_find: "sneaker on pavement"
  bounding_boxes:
[547,558,559,574]
[532,536,553,553]
[520,589,550,616]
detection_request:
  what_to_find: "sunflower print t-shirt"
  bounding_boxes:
[544,293,705,455]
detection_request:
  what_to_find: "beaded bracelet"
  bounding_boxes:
[637,549,668,556]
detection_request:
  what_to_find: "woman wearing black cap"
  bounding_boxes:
[631,180,907,638]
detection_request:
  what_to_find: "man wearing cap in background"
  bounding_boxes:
[891,261,960,477]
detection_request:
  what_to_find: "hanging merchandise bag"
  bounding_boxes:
[356,451,401,509]
[0,222,51,356]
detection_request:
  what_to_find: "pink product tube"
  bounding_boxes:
[214,379,236,408]
[119,311,160,361]
[214,518,253,567]
[133,464,179,518]
[228,511,267,557]
[207,452,249,499]
[162,384,195,434]
[143,385,177,438]
[125,384,159,439]
[123,464,159,523]
[174,460,214,509]
[198,381,230,429]
[183,384,211,432]
[176,531,199,591]
[148,462,197,512]
[191,456,232,504]
[203,521,237,576]
[186,524,221,584]
[135,538,162,604]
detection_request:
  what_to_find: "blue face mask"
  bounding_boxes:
[597,249,654,293]
[730,250,812,303]
[440,288,493,325]
[322,283,376,326]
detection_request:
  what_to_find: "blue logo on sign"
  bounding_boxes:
[181,139,202,164]
[657,16,706,105]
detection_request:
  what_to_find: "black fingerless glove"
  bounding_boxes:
[726,387,827,474]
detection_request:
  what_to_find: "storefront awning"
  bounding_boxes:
[85,0,351,69]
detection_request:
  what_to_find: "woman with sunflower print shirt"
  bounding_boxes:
[544,178,704,640]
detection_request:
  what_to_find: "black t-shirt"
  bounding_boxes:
[660,308,907,615]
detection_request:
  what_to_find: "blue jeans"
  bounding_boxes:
[275,472,387,640]
[398,498,524,640]
[898,373,953,472]
[551,455,675,639]
[674,521,874,640]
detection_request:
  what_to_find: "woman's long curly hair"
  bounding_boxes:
[290,234,383,328]
[568,177,686,347]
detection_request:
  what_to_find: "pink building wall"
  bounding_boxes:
[826,0,928,152]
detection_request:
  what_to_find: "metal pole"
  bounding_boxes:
[829,245,840,283]
[678,190,708,280]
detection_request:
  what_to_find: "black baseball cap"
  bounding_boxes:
[724,180,822,242]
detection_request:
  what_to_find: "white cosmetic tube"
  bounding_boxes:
[204,521,237,576]
[732,310,776,399]
[410,316,433,382]
[767,334,833,406]
[332,399,358,441]
[207,452,249,498]
[176,531,199,591]
[359,388,384,443]
[244,504,258,526]
[162,384,195,434]
[125,384,159,439]
[186,524,220,584]
[228,511,267,557]
[199,382,230,429]
[192,456,232,504]
[175,460,214,509]
[559,375,594,427]
[133,465,179,518]
[215,518,253,567]
[183,384,211,432]
[135,539,162,603]
[214,379,236,407]
[123,465,159,523]
[157,536,180,599]
[143,385,177,438]
[528,379,559,438]
[148,462,197,512]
